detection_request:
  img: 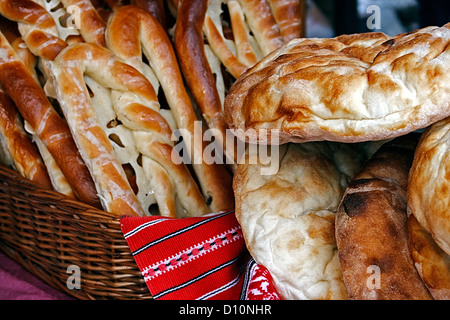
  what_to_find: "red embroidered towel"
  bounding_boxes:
[120,211,280,300]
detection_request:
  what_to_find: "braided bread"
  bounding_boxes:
[174,0,235,167]
[224,23,450,145]
[58,0,106,46]
[11,33,77,198]
[232,0,284,55]
[0,31,100,207]
[174,0,305,167]
[49,42,209,217]
[0,87,52,189]
[106,5,234,213]
[268,0,305,41]
[0,0,74,61]
[0,0,95,199]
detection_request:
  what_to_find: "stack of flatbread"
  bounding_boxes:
[225,23,450,300]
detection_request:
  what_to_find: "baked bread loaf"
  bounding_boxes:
[408,214,450,300]
[408,117,450,256]
[174,0,305,166]
[0,0,73,61]
[106,5,234,213]
[0,30,101,208]
[335,133,433,300]
[224,23,450,145]
[0,0,99,199]
[50,42,209,217]
[234,141,366,299]
[0,1,221,217]
[0,13,80,198]
[267,0,305,41]
[60,0,107,46]
[49,42,147,216]
[0,87,52,190]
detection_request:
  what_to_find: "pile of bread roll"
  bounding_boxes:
[0,0,448,300]
[227,22,450,299]
[0,0,303,218]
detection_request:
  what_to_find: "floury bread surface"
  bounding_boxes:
[233,142,369,299]
[335,133,433,300]
[224,23,450,145]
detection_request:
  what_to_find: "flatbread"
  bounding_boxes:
[234,141,367,299]
[224,24,450,145]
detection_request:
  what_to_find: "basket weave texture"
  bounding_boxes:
[0,164,152,300]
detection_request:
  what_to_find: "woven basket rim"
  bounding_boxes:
[0,163,151,300]
[0,163,124,221]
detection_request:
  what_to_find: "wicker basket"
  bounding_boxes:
[0,164,152,300]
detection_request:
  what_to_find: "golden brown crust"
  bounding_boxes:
[335,133,433,300]
[60,0,107,47]
[50,42,152,217]
[0,0,70,60]
[408,117,450,255]
[237,0,284,55]
[224,24,450,145]
[268,0,305,40]
[106,5,234,214]
[203,14,248,79]
[227,0,259,68]
[0,88,52,189]
[131,0,167,28]
[50,41,212,217]
[408,214,450,300]
[174,0,305,167]
[174,0,236,166]
[0,31,101,208]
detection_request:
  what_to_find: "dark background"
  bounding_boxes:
[307,0,449,37]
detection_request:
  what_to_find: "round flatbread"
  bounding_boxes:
[234,141,366,299]
[224,24,450,145]
[408,117,450,256]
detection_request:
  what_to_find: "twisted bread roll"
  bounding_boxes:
[49,43,144,216]
[174,0,237,167]
[106,5,234,213]
[203,0,257,79]
[10,33,77,198]
[25,122,77,198]
[174,0,304,167]
[408,117,450,256]
[0,31,100,207]
[60,0,107,46]
[203,0,304,77]
[268,0,305,41]
[0,87,52,189]
[233,0,285,55]
[50,42,209,217]
[224,23,450,145]
[335,133,432,300]
[0,0,92,198]
[0,0,66,60]
[0,0,85,84]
